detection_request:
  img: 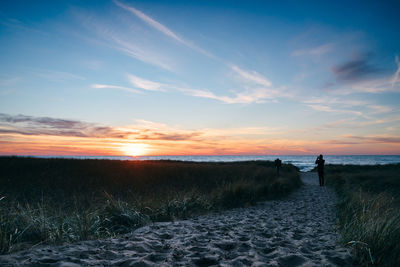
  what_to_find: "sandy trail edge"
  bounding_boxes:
[0,172,354,266]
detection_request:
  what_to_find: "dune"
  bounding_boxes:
[0,172,353,266]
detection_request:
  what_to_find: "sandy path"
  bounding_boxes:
[0,172,353,266]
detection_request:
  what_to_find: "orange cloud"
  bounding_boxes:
[1,113,399,156]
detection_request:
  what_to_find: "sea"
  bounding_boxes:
[26,155,400,172]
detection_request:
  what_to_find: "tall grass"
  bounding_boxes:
[325,164,400,266]
[0,157,301,254]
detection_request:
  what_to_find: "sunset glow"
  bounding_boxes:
[0,1,399,156]
[120,143,149,157]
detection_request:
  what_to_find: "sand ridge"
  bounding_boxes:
[0,172,354,266]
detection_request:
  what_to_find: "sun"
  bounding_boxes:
[120,143,149,157]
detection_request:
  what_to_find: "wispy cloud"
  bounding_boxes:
[303,97,367,107]
[331,53,382,83]
[0,113,203,141]
[33,69,85,82]
[322,139,360,145]
[113,0,281,102]
[109,35,175,71]
[368,105,392,114]
[292,43,334,57]
[306,104,362,116]
[127,74,165,91]
[303,97,365,116]
[92,75,166,96]
[114,1,183,43]
[76,11,176,71]
[80,2,282,103]
[358,115,400,126]
[107,74,284,104]
[135,132,203,141]
[0,113,82,128]
[174,87,263,104]
[332,75,400,95]
[222,65,291,103]
[202,126,282,137]
[0,113,122,138]
[174,87,233,103]
[326,55,400,95]
[91,84,142,94]
[303,96,396,125]
[231,65,272,87]
[114,0,214,58]
[176,86,284,104]
[344,135,400,144]
[392,55,400,87]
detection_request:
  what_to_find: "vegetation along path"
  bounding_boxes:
[0,172,354,266]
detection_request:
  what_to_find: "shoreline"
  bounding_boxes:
[1,155,399,173]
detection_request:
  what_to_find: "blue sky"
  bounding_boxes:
[0,0,399,155]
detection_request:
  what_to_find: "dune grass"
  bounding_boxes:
[0,157,301,254]
[325,164,400,266]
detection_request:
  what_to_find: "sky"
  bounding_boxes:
[0,0,399,156]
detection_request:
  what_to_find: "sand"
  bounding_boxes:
[0,172,354,266]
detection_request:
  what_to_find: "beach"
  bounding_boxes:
[0,172,353,266]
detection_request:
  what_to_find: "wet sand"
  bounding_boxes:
[0,172,353,266]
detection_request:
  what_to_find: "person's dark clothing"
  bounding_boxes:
[275,158,282,176]
[315,156,325,186]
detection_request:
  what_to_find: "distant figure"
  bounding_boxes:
[275,158,282,176]
[315,154,325,186]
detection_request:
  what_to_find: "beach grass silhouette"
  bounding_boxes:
[325,164,400,266]
[0,157,300,254]
[0,167,357,266]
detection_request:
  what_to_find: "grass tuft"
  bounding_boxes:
[325,164,400,266]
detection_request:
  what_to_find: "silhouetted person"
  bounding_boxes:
[315,154,325,186]
[275,158,282,176]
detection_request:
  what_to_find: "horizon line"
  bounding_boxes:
[1,154,399,157]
